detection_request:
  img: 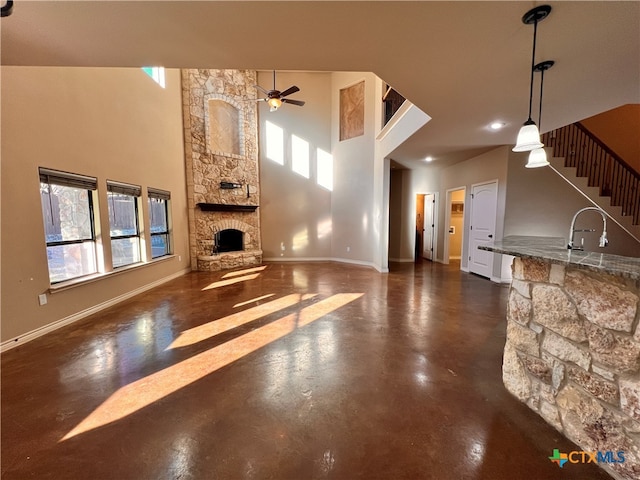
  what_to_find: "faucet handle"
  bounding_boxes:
[599,232,608,248]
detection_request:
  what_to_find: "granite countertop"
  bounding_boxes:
[479,235,640,281]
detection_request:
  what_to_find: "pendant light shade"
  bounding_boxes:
[526,147,550,168]
[513,5,551,153]
[513,120,543,152]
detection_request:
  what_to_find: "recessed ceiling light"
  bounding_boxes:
[424,156,434,162]
[490,122,506,131]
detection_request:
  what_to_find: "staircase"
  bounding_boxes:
[542,123,640,243]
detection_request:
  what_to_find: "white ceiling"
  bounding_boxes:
[2,1,639,169]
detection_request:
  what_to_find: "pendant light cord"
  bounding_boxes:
[538,67,545,130]
[527,18,539,122]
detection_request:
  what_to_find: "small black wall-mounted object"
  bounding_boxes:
[220,181,242,189]
[197,203,258,212]
[1,1,14,17]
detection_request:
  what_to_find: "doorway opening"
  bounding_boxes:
[443,187,465,265]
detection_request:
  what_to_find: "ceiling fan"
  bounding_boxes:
[256,71,305,112]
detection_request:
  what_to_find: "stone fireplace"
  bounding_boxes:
[182,69,263,271]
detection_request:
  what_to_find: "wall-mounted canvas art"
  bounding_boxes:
[340,81,365,141]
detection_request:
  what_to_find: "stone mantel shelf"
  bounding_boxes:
[480,235,640,281]
[197,203,259,212]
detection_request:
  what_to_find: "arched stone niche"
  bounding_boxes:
[206,97,244,157]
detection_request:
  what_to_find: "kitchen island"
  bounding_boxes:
[481,236,640,480]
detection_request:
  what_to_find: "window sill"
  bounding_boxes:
[49,255,177,294]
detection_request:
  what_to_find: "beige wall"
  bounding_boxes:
[388,169,415,261]
[580,104,640,172]
[259,71,332,260]
[388,169,404,261]
[1,67,189,343]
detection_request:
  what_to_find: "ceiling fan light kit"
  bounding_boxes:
[256,71,306,112]
[513,5,551,153]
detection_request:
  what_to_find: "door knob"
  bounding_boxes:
[488,234,493,238]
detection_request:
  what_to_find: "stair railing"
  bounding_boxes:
[542,123,639,225]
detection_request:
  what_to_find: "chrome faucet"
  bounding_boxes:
[568,207,608,250]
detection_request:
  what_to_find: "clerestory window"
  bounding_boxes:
[142,66,165,88]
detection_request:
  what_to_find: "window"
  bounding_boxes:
[107,181,142,268]
[39,168,98,283]
[148,188,171,258]
[142,66,165,88]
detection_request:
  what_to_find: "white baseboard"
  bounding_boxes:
[263,256,386,272]
[491,275,512,284]
[1,268,191,353]
[388,258,414,263]
[263,256,333,263]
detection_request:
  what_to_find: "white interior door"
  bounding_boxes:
[423,194,435,260]
[469,181,497,278]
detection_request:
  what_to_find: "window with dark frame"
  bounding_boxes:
[107,181,142,268]
[148,188,171,258]
[39,168,98,283]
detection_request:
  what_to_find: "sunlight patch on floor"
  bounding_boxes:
[60,293,363,441]
[222,265,267,280]
[233,293,276,308]
[168,293,317,349]
[201,273,260,290]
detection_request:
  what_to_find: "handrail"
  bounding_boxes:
[542,123,639,225]
[382,86,406,126]
[574,122,640,181]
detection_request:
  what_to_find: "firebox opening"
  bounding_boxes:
[215,229,244,253]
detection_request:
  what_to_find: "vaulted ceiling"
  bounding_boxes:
[2,1,639,168]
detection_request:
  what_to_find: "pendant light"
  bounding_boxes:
[526,60,554,168]
[513,5,552,152]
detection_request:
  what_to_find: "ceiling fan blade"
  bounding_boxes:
[282,99,305,107]
[254,84,269,95]
[279,85,300,98]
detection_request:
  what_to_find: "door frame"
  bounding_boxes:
[442,186,465,266]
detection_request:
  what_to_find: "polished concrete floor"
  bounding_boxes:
[2,261,612,479]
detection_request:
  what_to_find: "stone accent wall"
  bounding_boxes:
[182,69,262,271]
[503,257,640,479]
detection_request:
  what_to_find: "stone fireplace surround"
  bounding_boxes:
[182,69,263,272]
